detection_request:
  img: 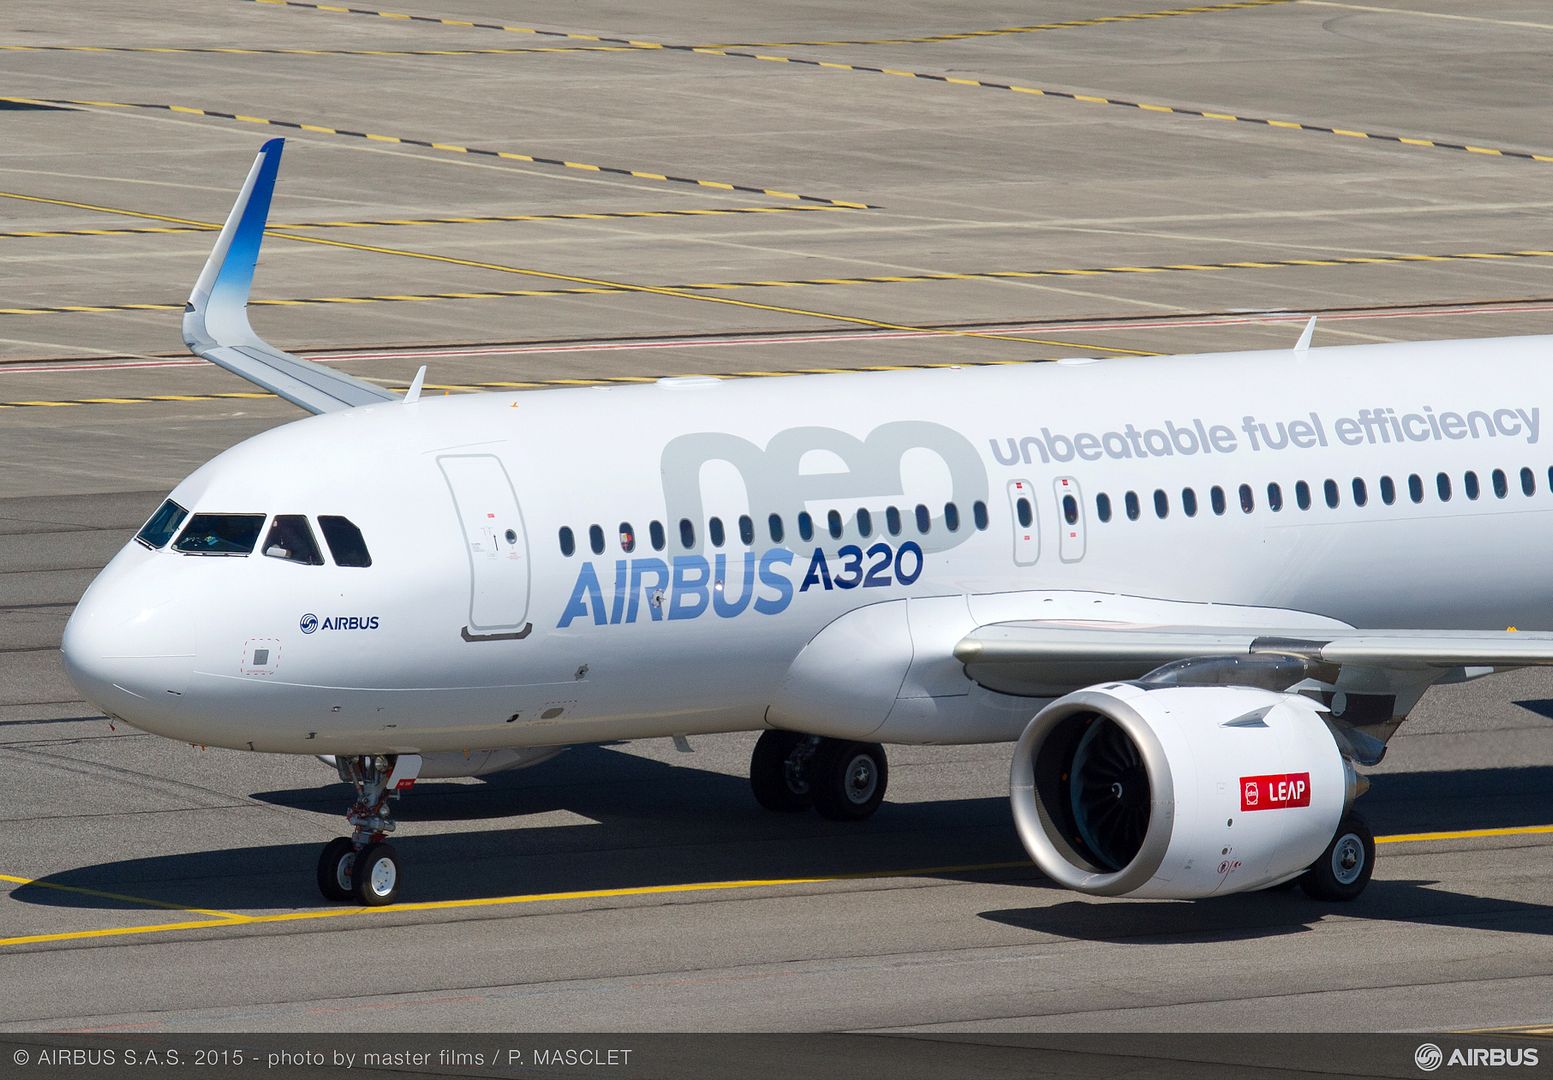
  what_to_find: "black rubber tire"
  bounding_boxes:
[1301,815,1375,901]
[811,740,888,821]
[352,842,401,906]
[750,730,813,812]
[316,837,355,902]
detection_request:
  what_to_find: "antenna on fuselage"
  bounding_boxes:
[1293,316,1316,353]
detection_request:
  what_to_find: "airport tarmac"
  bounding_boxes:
[3,0,1553,1037]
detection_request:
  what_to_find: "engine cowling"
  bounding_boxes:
[1010,683,1361,898]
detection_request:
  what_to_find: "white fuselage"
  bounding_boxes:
[62,335,1553,756]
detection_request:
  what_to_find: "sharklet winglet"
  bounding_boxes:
[182,139,396,415]
[1293,315,1317,353]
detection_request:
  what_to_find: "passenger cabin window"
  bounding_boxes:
[1295,480,1311,511]
[1238,484,1254,514]
[262,515,323,565]
[1096,493,1113,523]
[739,514,755,545]
[318,516,372,567]
[916,504,933,533]
[650,520,666,551]
[1379,476,1396,506]
[709,517,726,547]
[1352,478,1367,508]
[858,508,875,536]
[827,510,844,540]
[798,512,814,542]
[1437,472,1452,501]
[1062,495,1079,525]
[173,513,265,556]
[136,499,188,550]
[1464,471,1480,500]
[973,501,989,530]
[589,524,605,555]
[559,526,576,557]
[1523,467,1537,497]
[1324,479,1340,509]
[1210,486,1226,516]
[1125,491,1141,521]
[679,518,696,548]
[619,522,636,553]
[1493,469,1509,499]
[768,513,784,544]
[1267,482,1283,512]
[1154,489,1169,519]
[1181,488,1198,518]
[943,503,959,532]
[1409,474,1424,503]
[885,507,902,536]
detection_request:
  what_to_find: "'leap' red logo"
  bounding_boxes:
[1240,773,1311,811]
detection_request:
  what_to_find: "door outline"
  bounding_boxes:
[439,454,532,641]
[1055,475,1086,562]
[1008,478,1039,566]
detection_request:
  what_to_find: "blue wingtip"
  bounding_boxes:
[207,139,286,312]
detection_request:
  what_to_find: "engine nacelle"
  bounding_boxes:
[1010,683,1360,899]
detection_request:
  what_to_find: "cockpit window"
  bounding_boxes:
[135,499,188,549]
[318,515,372,567]
[262,515,324,565]
[172,513,265,556]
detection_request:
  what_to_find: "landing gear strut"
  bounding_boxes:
[749,732,888,821]
[1301,813,1375,901]
[315,754,420,906]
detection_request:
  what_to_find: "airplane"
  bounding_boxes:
[61,138,1553,907]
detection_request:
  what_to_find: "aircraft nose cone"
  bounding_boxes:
[62,576,195,729]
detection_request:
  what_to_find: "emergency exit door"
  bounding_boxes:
[439,454,531,639]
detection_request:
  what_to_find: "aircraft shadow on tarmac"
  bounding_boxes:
[11,749,1553,942]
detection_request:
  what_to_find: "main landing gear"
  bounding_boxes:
[316,754,421,906]
[749,730,888,821]
[1300,814,1375,901]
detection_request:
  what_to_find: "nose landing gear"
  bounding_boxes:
[315,754,420,906]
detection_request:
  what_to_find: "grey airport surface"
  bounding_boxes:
[3,0,1553,1038]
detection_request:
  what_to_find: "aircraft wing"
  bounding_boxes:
[181,139,396,415]
[955,621,1553,697]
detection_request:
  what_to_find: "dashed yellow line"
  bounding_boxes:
[5,822,1551,949]
[0,204,855,241]
[0,189,1147,357]
[711,0,1296,46]
[0,43,641,57]
[221,1,1553,165]
[0,98,873,209]
[7,244,1553,320]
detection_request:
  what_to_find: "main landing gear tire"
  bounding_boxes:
[1301,814,1375,902]
[317,837,357,902]
[750,730,815,812]
[352,842,401,906]
[810,739,888,822]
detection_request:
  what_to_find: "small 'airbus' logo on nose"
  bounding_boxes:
[299,613,319,635]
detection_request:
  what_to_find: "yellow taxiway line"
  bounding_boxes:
[4,823,1553,950]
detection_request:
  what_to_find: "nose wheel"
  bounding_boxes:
[316,754,420,906]
[749,732,888,821]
